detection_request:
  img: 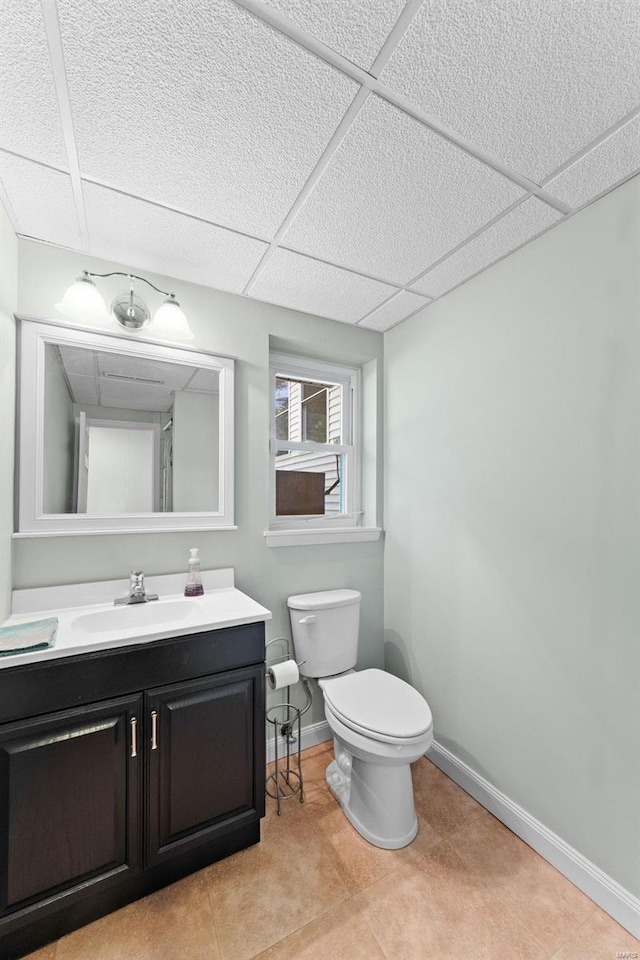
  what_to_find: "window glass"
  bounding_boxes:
[275,452,343,516]
[270,355,356,525]
[275,378,289,443]
[301,382,328,443]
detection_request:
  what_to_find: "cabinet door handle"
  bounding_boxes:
[150,710,158,750]
[130,717,138,758]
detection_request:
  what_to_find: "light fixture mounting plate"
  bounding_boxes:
[111,294,150,329]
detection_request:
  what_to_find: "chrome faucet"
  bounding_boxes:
[114,571,159,606]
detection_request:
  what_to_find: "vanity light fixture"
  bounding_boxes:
[56,270,194,341]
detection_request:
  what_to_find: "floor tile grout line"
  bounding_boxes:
[407,832,571,960]
[348,886,396,960]
[543,902,602,960]
[245,887,358,960]
[203,871,225,960]
[439,797,604,957]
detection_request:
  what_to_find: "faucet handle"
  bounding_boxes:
[130,570,144,585]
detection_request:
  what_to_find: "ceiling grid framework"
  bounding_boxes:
[0,0,637,331]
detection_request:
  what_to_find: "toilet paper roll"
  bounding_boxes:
[268,660,299,690]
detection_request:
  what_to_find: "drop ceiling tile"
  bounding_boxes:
[283,95,522,284]
[545,115,640,209]
[67,374,98,405]
[0,1,67,168]
[250,248,396,323]
[97,354,193,391]
[380,0,640,182]
[187,369,220,393]
[84,183,268,294]
[100,382,173,410]
[99,396,173,413]
[358,291,431,331]
[57,346,96,377]
[413,197,562,299]
[0,152,81,248]
[57,0,357,238]
[263,0,405,69]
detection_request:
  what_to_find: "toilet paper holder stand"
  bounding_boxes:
[265,638,311,815]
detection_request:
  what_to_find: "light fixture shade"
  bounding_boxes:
[55,275,112,327]
[150,298,194,341]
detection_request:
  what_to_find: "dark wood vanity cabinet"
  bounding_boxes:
[0,622,265,960]
[0,695,142,914]
[146,667,260,866]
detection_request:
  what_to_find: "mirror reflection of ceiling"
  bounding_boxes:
[55,346,220,413]
[1,2,638,332]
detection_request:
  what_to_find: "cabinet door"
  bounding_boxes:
[146,665,263,865]
[0,695,142,915]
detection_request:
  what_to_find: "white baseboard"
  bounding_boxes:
[428,740,640,939]
[266,720,331,764]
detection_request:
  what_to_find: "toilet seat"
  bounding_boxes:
[323,668,432,746]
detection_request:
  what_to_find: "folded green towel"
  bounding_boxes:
[0,618,58,656]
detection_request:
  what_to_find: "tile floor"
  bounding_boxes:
[24,742,639,960]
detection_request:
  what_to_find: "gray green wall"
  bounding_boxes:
[172,390,219,512]
[43,345,75,513]
[15,239,385,726]
[384,176,640,896]
[0,200,17,622]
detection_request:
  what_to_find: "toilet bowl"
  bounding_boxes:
[287,590,433,849]
[320,668,433,848]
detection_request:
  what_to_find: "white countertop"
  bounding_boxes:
[1,569,272,669]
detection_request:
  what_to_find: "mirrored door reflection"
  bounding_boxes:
[43,343,220,515]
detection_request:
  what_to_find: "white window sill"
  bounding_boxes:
[264,527,382,548]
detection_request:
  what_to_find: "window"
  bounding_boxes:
[269,353,362,538]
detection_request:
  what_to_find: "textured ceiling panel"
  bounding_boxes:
[67,374,98,405]
[84,183,268,294]
[413,198,562,299]
[250,249,396,323]
[545,115,640,209]
[0,1,67,168]
[57,346,95,377]
[100,382,174,410]
[380,0,640,183]
[0,153,80,248]
[283,96,522,283]
[263,0,406,68]
[358,290,431,331]
[58,0,356,238]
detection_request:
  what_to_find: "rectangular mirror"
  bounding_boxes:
[18,318,235,535]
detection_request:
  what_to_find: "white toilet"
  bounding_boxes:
[288,588,433,849]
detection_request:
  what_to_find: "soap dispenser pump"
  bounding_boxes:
[184,548,204,597]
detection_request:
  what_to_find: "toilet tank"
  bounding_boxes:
[287,589,361,678]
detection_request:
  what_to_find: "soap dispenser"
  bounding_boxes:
[184,548,204,597]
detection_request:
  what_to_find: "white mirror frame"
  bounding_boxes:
[17,317,236,536]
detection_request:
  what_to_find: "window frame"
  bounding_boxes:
[269,353,361,532]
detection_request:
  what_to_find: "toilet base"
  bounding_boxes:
[325,757,418,850]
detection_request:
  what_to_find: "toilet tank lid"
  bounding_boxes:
[287,589,361,611]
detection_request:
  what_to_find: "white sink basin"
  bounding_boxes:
[2,569,272,669]
[71,598,204,634]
